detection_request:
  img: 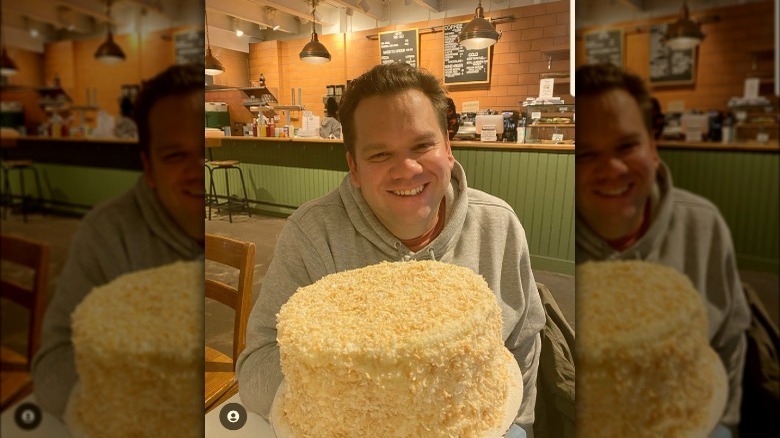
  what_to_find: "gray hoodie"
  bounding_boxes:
[237,161,545,428]
[576,162,750,426]
[31,177,203,418]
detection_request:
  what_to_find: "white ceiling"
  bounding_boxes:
[3,0,768,54]
[576,0,771,29]
[204,0,549,53]
[0,0,201,53]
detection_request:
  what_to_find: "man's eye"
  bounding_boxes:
[368,152,389,161]
[575,151,595,161]
[619,143,640,152]
[414,143,435,152]
[163,152,185,161]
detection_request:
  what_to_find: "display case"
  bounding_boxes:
[731,103,778,145]
[522,104,575,145]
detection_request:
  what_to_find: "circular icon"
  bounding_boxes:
[219,402,247,431]
[14,402,43,430]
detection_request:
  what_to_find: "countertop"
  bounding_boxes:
[657,140,779,152]
[205,135,575,151]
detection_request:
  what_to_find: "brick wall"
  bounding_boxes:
[576,1,776,112]
[1,27,193,132]
[207,0,571,126]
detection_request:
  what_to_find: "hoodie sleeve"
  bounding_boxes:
[503,220,546,428]
[31,220,111,418]
[236,219,324,419]
[706,213,750,426]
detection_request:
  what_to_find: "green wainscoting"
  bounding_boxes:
[659,148,779,273]
[2,163,141,215]
[209,140,575,275]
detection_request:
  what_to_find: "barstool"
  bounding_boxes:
[208,160,251,223]
[1,160,44,223]
[204,161,218,220]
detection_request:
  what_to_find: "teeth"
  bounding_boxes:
[393,185,424,196]
[596,186,628,196]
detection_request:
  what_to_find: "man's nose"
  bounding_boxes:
[389,156,423,179]
[594,156,629,178]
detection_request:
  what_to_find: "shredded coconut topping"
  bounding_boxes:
[70,260,203,438]
[577,260,721,438]
[277,260,511,437]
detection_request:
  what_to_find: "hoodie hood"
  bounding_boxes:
[133,177,202,258]
[339,161,469,262]
[575,161,674,263]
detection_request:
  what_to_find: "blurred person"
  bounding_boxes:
[31,64,205,418]
[446,97,459,140]
[114,95,138,139]
[319,96,342,139]
[575,63,750,436]
[237,62,544,437]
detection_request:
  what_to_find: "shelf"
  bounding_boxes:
[541,47,570,59]
[529,123,575,127]
[274,105,304,111]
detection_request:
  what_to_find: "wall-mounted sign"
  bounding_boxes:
[174,29,204,66]
[379,29,419,67]
[649,23,696,86]
[584,29,623,67]
[443,22,491,85]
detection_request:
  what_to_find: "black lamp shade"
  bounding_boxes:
[94,31,126,64]
[1,46,19,76]
[664,2,704,50]
[205,46,225,76]
[299,33,331,64]
[458,6,500,50]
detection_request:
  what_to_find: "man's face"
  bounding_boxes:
[575,88,660,241]
[347,89,454,240]
[141,92,204,242]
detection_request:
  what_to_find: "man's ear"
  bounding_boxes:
[346,151,360,188]
[141,152,155,188]
[649,139,660,171]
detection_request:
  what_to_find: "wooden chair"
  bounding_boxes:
[204,233,255,413]
[1,234,50,412]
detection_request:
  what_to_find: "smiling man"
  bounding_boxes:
[32,64,204,418]
[237,63,544,436]
[575,63,750,435]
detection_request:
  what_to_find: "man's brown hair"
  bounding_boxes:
[339,63,449,158]
[575,63,655,134]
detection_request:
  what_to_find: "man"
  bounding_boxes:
[237,62,545,435]
[575,63,750,434]
[32,64,205,418]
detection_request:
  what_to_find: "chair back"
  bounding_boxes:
[204,233,255,368]
[0,233,50,363]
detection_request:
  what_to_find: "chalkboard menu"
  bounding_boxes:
[584,29,623,66]
[175,29,205,66]
[649,24,696,86]
[443,22,490,85]
[379,29,418,67]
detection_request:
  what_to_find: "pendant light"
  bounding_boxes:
[0,46,19,76]
[204,11,225,76]
[664,0,704,51]
[94,0,126,64]
[458,0,501,51]
[299,0,331,64]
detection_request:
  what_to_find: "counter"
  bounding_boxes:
[206,136,575,275]
[205,135,575,152]
[656,141,778,272]
[657,140,779,152]
[1,135,142,213]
